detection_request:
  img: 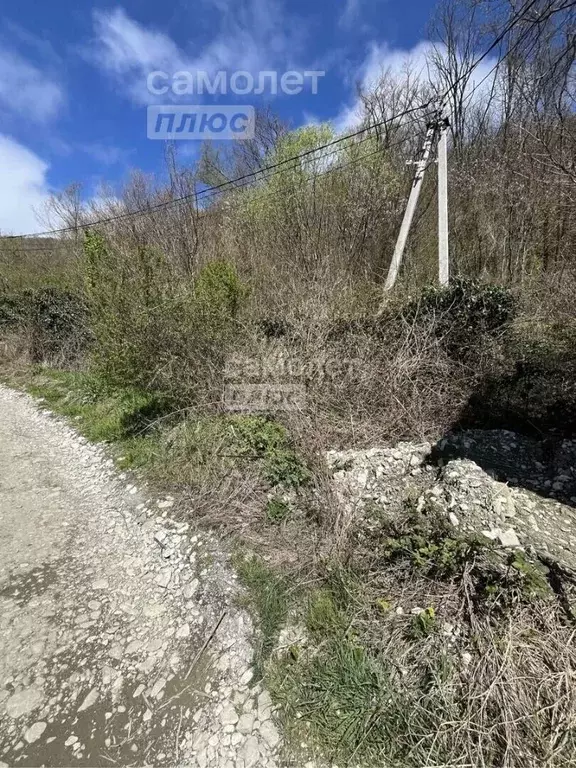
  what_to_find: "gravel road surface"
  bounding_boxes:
[0,386,280,768]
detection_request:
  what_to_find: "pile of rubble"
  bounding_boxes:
[327,429,576,572]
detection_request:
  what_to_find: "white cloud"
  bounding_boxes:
[339,0,362,29]
[338,0,391,33]
[87,3,303,105]
[0,47,64,123]
[333,42,434,133]
[0,135,51,235]
[361,41,434,90]
[79,142,131,166]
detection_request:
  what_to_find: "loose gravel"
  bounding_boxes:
[0,385,281,768]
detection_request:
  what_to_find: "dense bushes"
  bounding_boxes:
[402,278,517,359]
[0,291,28,329]
[28,287,88,363]
[3,242,575,446]
[83,231,246,408]
[0,285,88,364]
[3,227,575,445]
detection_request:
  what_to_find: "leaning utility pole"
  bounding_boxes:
[383,108,450,293]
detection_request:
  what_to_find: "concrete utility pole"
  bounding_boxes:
[437,117,450,286]
[383,108,450,294]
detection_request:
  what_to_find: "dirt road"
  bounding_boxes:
[0,386,279,768]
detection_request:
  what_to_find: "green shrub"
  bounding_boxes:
[0,286,88,364]
[83,231,246,407]
[379,509,551,609]
[0,291,30,329]
[229,415,310,488]
[266,496,291,524]
[412,279,516,332]
[403,279,517,358]
[28,287,88,363]
[410,606,437,638]
[146,413,309,493]
[193,260,247,329]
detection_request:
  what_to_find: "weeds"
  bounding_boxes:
[410,606,437,638]
[250,504,574,767]
[236,555,290,673]
[265,497,290,524]
[83,231,246,408]
[305,588,346,640]
[23,369,164,466]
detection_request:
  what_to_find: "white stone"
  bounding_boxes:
[220,703,239,726]
[241,735,260,767]
[237,712,255,734]
[239,668,254,686]
[260,719,280,748]
[258,690,273,721]
[183,579,199,599]
[150,678,167,698]
[498,528,521,548]
[78,688,98,712]
[101,665,119,685]
[6,687,43,719]
[176,623,191,639]
[24,721,46,744]
[156,571,171,588]
[109,643,123,660]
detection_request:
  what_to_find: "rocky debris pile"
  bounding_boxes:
[327,429,576,573]
[432,429,576,505]
[0,386,281,768]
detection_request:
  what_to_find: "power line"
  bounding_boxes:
[458,6,551,115]
[7,103,435,240]
[0,127,427,254]
[166,116,425,206]
[5,0,561,242]
[437,0,544,105]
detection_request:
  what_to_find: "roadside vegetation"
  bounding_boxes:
[2,0,576,764]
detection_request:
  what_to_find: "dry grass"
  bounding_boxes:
[259,509,576,768]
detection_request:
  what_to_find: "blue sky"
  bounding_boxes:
[0,0,439,234]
